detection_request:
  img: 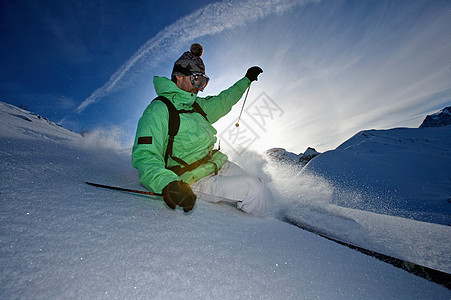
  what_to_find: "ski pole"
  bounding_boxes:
[85,181,162,196]
[235,84,251,127]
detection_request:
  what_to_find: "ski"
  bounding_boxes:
[85,181,162,197]
[282,215,451,289]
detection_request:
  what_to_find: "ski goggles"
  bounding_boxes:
[190,73,210,91]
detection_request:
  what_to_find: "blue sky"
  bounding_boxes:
[1,0,450,154]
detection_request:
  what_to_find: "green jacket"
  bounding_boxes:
[132,76,251,193]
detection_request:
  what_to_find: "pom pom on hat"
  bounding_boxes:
[172,43,206,77]
[190,43,203,57]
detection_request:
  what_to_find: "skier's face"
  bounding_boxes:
[176,75,200,94]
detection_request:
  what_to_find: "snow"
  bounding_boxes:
[303,127,451,225]
[1,101,450,298]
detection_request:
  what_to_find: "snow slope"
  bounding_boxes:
[303,127,451,225]
[0,101,450,298]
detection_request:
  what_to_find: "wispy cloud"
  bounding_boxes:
[199,0,450,153]
[76,0,318,113]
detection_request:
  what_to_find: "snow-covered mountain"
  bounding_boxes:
[269,106,450,225]
[1,101,450,298]
[266,147,320,166]
[266,148,301,163]
[299,147,321,165]
[419,106,451,128]
[302,126,451,225]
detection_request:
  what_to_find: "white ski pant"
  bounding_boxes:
[191,161,274,216]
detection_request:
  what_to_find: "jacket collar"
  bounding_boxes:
[153,76,197,107]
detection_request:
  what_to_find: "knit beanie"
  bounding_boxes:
[171,43,205,77]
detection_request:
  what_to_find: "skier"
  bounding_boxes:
[132,43,273,215]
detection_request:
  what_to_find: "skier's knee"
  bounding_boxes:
[237,177,273,216]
